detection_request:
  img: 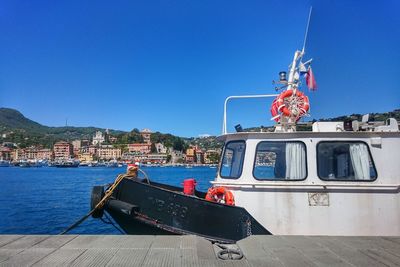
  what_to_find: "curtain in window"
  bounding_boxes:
[349,143,370,180]
[285,143,306,179]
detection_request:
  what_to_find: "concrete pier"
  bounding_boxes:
[0,235,399,266]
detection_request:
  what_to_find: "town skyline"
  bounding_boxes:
[1,127,221,166]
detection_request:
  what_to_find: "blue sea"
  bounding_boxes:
[0,166,217,234]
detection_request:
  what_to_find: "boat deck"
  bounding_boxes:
[0,235,399,266]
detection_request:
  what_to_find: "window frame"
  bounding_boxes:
[252,141,308,181]
[219,140,246,179]
[316,140,378,182]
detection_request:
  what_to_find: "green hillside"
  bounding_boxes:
[0,108,189,150]
[0,108,126,148]
[0,108,45,133]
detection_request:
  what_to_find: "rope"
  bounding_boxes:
[59,173,128,235]
[215,243,244,260]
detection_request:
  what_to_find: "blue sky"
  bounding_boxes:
[1,0,399,137]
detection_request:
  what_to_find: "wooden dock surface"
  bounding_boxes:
[0,235,399,266]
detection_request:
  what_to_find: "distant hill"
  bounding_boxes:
[319,109,400,122]
[0,107,126,148]
[0,108,190,151]
[0,108,45,133]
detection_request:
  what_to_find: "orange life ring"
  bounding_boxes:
[205,187,235,206]
[270,98,280,122]
[270,89,310,122]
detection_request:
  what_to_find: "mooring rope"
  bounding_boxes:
[59,173,128,235]
[214,243,244,260]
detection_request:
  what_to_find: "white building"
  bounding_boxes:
[141,129,152,144]
[92,131,105,146]
[155,143,167,154]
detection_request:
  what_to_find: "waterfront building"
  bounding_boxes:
[0,146,12,161]
[78,152,93,162]
[140,129,152,144]
[147,153,168,164]
[185,148,196,164]
[88,146,97,156]
[121,152,147,163]
[128,143,151,154]
[53,141,72,160]
[72,140,81,157]
[195,149,205,164]
[25,147,37,160]
[121,152,167,164]
[72,140,81,150]
[37,149,53,160]
[13,149,25,160]
[97,146,121,160]
[92,131,105,145]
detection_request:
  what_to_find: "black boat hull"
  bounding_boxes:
[101,178,270,243]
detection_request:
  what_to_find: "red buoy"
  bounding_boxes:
[183,178,197,195]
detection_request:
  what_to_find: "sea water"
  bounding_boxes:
[0,166,217,234]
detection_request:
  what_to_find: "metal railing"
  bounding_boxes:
[222,94,278,134]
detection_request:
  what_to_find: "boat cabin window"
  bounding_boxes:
[253,141,307,180]
[317,142,377,181]
[220,141,246,179]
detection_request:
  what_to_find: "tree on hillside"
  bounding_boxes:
[151,143,157,153]
[173,138,185,151]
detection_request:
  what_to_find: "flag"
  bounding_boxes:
[305,66,317,91]
[299,62,307,73]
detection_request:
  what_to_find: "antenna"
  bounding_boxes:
[301,7,313,55]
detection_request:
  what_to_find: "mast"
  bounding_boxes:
[302,7,313,56]
[274,7,314,131]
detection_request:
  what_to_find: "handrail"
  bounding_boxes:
[211,181,400,191]
[222,94,278,134]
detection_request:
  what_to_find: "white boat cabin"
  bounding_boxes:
[212,120,400,236]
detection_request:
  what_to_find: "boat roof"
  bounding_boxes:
[217,130,400,142]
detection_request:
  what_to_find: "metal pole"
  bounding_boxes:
[302,7,313,55]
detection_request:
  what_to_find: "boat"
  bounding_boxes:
[106,159,118,168]
[0,160,10,167]
[97,161,106,167]
[90,20,400,243]
[19,159,31,167]
[55,159,80,168]
[28,159,43,167]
